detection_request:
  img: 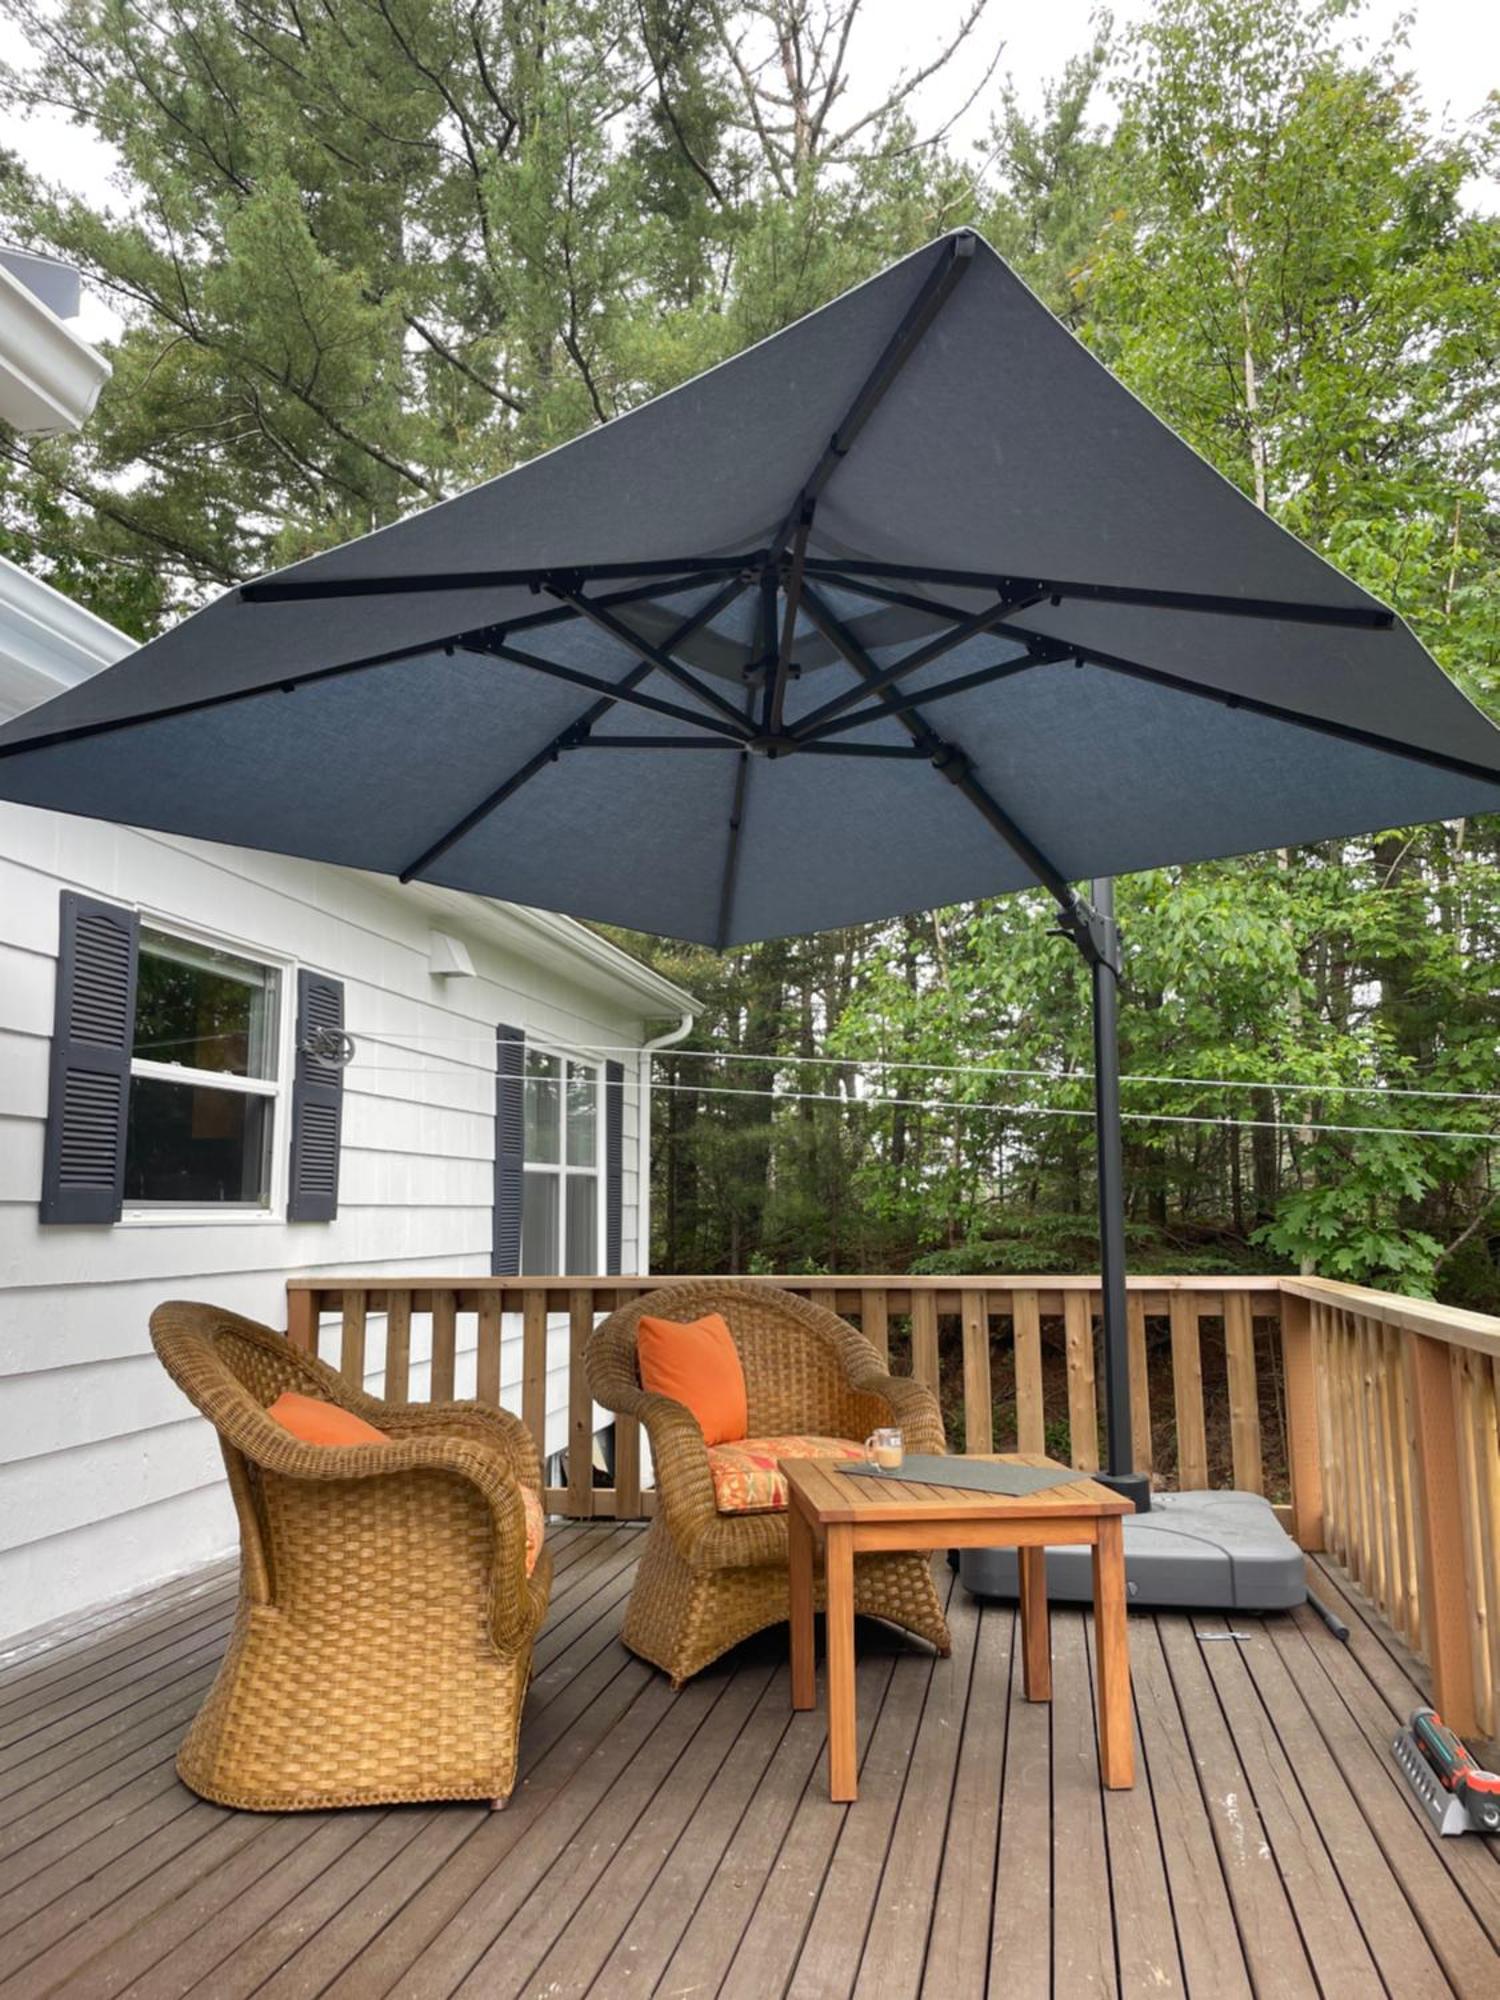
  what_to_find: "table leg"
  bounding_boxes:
[1093,1515,1134,1788]
[825,1523,857,1802]
[1019,1545,1051,1701]
[788,1498,816,1711]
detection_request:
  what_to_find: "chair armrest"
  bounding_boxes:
[377,1400,543,1493]
[635,1393,719,1557]
[244,1423,541,1650]
[847,1368,948,1455]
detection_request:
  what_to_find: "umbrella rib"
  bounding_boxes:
[1023,622,1500,792]
[475,640,753,739]
[802,558,1395,631]
[794,585,1079,908]
[395,579,750,884]
[756,232,977,745]
[767,231,977,556]
[793,582,1052,737]
[0,573,737,763]
[563,735,746,750]
[549,585,753,733]
[715,715,760,951]
[240,556,748,604]
[767,504,814,737]
[798,647,1065,741]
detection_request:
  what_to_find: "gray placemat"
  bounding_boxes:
[843,1454,1080,1497]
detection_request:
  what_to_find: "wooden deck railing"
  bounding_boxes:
[286,1269,1500,1739]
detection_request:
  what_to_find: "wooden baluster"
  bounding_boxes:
[1223,1292,1262,1494]
[911,1290,940,1394]
[384,1292,412,1402]
[960,1290,992,1455]
[861,1288,890,1368]
[1356,1317,1387,1612]
[1372,1323,1404,1631]
[1279,1289,1324,1553]
[1336,1313,1360,1576]
[1408,1329,1480,1736]
[1126,1291,1153,1478]
[1450,1349,1496,1738]
[1317,1304,1338,1560]
[286,1288,318,1355]
[1063,1292,1098,1472]
[614,1412,642,1520]
[1168,1293,1207,1491]
[1343,1314,1366,1579]
[1475,1355,1500,1734]
[476,1291,502,1407]
[430,1289,458,1402]
[1349,1313,1372,1581]
[568,1289,596,1519]
[339,1290,367,1391]
[1388,1331,1420,1648]
[522,1289,548,1473]
[1013,1290,1044,1456]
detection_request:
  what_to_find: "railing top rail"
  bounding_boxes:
[1282,1275,1500,1359]
[284,1272,1288,1295]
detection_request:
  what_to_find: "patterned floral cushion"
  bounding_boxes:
[707,1435,866,1514]
[521,1485,546,1576]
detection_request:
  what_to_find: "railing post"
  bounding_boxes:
[1279,1289,1324,1552]
[1407,1329,1480,1737]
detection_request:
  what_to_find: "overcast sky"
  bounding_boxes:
[1,0,1495,346]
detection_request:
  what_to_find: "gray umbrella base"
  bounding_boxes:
[957,1489,1306,1612]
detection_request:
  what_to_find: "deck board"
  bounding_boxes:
[0,1533,1495,1998]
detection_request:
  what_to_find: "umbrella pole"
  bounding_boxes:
[1085,878,1151,1512]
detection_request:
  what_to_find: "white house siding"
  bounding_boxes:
[0,571,692,1645]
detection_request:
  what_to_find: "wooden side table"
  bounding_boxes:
[782,1453,1135,1803]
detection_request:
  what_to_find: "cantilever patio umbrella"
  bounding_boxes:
[4,229,1500,1507]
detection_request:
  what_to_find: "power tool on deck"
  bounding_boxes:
[1392,1708,1500,1836]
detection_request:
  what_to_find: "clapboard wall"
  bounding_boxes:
[0,566,684,1642]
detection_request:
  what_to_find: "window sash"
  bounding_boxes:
[129,1056,278,1097]
[520,1050,603,1276]
[121,923,289,1216]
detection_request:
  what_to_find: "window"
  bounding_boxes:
[125,930,283,1208]
[521,1049,600,1274]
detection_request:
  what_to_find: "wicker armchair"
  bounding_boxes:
[587,1280,951,1686]
[149,1301,552,1812]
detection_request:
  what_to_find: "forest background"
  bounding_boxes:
[1,0,1496,1305]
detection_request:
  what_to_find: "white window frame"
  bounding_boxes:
[520,1043,606,1277]
[120,913,295,1227]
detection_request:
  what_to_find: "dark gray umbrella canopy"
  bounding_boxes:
[2,228,1498,946]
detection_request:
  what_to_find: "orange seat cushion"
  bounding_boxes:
[707,1435,866,1514]
[265,1391,391,1449]
[636,1312,748,1446]
[521,1486,546,1578]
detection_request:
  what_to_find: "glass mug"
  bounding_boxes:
[864,1426,904,1471]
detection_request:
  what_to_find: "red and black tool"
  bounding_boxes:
[1392,1708,1500,1836]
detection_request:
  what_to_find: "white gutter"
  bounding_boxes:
[636,1010,695,1273]
[0,257,110,436]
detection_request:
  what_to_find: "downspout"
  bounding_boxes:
[636,1011,694,1274]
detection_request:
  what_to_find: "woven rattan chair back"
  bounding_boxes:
[589,1278,888,1440]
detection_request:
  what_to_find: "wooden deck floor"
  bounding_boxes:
[1,1524,1497,1999]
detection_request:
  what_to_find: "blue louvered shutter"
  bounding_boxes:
[41,892,140,1224]
[493,1025,525,1275]
[287,970,344,1222]
[605,1060,624,1274]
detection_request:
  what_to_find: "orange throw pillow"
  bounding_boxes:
[636,1312,748,1446]
[266,1390,391,1448]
